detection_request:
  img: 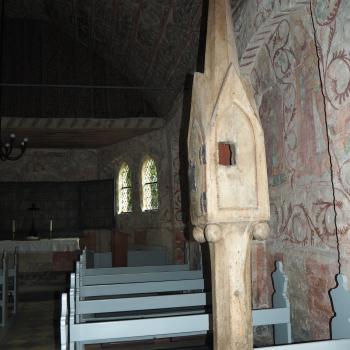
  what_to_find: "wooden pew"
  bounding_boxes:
[8,250,18,314]
[0,252,8,327]
[62,285,350,350]
[79,249,190,276]
[77,263,202,286]
[60,293,68,350]
[61,261,292,349]
[83,264,190,276]
[76,273,205,299]
[0,250,19,315]
[71,272,208,323]
[257,273,350,350]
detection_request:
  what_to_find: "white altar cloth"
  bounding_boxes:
[0,238,80,253]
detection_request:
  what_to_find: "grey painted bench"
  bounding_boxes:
[61,261,292,349]
[0,252,8,327]
[258,273,350,350]
[77,263,203,286]
[0,250,17,327]
[0,250,19,317]
[76,257,205,299]
[76,269,205,298]
[79,249,190,276]
[73,263,206,321]
[71,271,208,323]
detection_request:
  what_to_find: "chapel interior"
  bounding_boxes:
[0,0,349,349]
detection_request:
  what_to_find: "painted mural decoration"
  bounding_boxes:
[234,0,350,341]
[311,0,350,269]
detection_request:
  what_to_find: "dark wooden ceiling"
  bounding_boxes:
[5,0,203,118]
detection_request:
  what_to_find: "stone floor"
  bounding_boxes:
[0,295,211,350]
[0,299,59,349]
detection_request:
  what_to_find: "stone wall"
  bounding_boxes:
[98,128,176,263]
[0,148,98,182]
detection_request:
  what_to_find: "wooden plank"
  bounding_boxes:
[80,309,207,323]
[0,253,8,327]
[82,270,203,285]
[60,293,68,350]
[253,308,290,326]
[83,264,190,276]
[75,292,209,314]
[80,279,205,297]
[70,314,210,342]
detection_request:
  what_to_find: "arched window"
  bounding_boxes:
[118,163,132,213]
[141,157,159,211]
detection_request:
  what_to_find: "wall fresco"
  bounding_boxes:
[311,0,350,277]
[237,1,343,342]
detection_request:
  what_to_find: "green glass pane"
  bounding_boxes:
[119,164,131,188]
[143,159,157,183]
[119,188,132,213]
[143,183,158,210]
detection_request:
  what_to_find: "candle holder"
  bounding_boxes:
[49,219,53,239]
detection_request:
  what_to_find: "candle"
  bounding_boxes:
[50,219,53,232]
[12,219,15,240]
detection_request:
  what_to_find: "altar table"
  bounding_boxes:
[0,238,80,253]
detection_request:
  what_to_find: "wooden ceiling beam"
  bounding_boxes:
[2,116,164,130]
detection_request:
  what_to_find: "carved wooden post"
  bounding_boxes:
[188,0,270,349]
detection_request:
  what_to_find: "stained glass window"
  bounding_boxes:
[118,163,132,213]
[141,158,159,211]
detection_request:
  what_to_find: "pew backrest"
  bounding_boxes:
[79,248,190,276]
[65,260,293,348]
[81,269,203,286]
[78,277,205,298]
[60,293,68,350]
[0,252,8,327]
[272,261,292,344]
[83,264,190,276]
[75,291,209,314]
